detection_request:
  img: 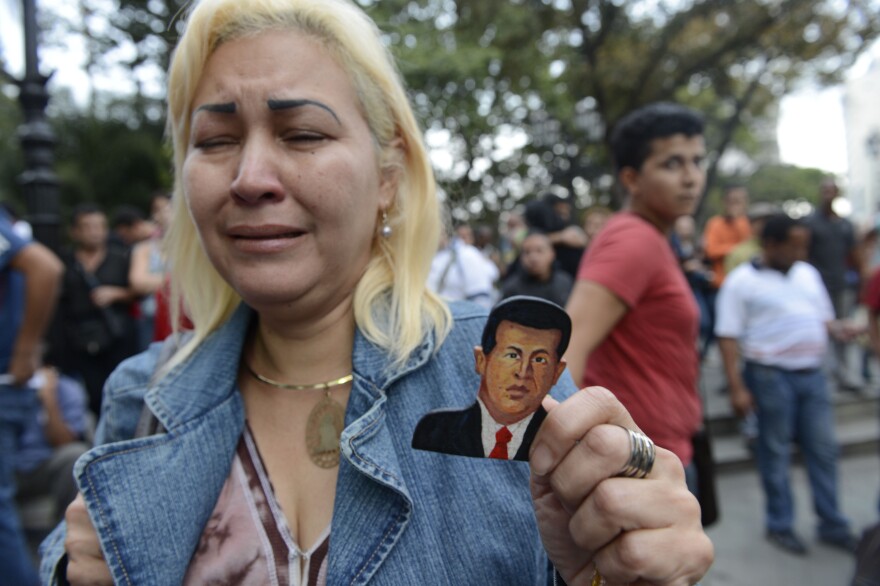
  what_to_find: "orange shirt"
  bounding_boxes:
[703,215,751,288]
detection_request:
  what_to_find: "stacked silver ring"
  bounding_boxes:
[616,427,656,479]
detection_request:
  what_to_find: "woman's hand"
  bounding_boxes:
[65,493,113,586]
[530,388,713,586]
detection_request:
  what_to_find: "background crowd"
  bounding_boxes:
[428,169,879,569]
[0,1,878,578]
[0,192,184,584]
[3,157,879,583]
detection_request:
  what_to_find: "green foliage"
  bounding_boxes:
[698,164,826,222]
[9,0,880,230]
[745,163,826,208]
[52,110,170,220]
[366,0,880,222]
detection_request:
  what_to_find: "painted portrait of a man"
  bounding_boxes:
[412,296,571,461]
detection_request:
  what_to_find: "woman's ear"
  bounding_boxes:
[379,137,406,210]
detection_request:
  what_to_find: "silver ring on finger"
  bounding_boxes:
[615,426,655,479]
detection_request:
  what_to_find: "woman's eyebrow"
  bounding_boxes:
[267,98,341,125]
[194,102,236,115]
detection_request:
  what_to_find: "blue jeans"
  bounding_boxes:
[0,383,40,586]
[743,362,851,539]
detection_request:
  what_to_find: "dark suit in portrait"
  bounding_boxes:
[412,402,548,462]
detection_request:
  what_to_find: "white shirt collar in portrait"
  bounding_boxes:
[477,397,533,460]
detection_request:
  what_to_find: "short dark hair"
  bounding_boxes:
[610,102,704,172]
[112,205,145,228]
[71,202,104,225]
[723,184,747,198]
[523,229,552,241]
[761,213,802,244]
[482,296,572,358]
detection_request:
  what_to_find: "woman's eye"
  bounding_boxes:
[193,136,235,150]
[285,131,326,143]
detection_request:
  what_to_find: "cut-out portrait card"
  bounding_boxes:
[412,295,571,462]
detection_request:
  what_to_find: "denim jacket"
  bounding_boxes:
[40,302,577,585]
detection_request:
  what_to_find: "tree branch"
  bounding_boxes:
[576,0,622,140]
[695,69,765,222]
[625,0,722,112]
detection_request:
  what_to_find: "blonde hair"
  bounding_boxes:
[164,0,450,370]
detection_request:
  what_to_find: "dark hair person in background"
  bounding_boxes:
[501,232,574,306]
[0,206,63,585]
[51,204,138,415]
[715,214,858,555]
[41,4,712,585]
[565,102,706,492]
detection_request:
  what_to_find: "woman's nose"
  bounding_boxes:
[230,139,285,204]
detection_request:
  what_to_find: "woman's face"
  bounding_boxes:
[183,30,395,313]
[151,196,172,233]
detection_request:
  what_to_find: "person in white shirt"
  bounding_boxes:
[715,213,857,556]
[427,229,499,308]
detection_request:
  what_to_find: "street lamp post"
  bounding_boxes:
[16,0,61,253]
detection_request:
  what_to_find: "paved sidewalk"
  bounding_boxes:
[703,453,879,585]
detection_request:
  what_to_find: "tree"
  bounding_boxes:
[23,0,880,229]
[40,0,186,120]
[745,163,826,211]
[52,106,170,219]
[365,0,880,224]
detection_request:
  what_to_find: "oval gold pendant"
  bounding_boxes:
[305,394,346,468]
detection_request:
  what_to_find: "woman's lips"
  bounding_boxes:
[227,224,305,238]
[227,224,306,253]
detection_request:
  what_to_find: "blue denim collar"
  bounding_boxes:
[144,303,250,431]
[76,302,440,585]
[144,302,437,432]
[43,301,568,585]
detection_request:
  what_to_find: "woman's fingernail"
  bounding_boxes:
[531,444,552,476]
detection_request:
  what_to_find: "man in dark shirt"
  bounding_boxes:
[52,204,138,415]
[804,178,862,392]
[524,194,587,278]
[501,232,573,307]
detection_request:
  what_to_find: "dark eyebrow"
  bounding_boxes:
[194,102,236,115]
[268,98,341,124]
[530,348,551,356]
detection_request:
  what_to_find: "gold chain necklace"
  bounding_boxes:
[245,363,353,390]
[245,363,351,468]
